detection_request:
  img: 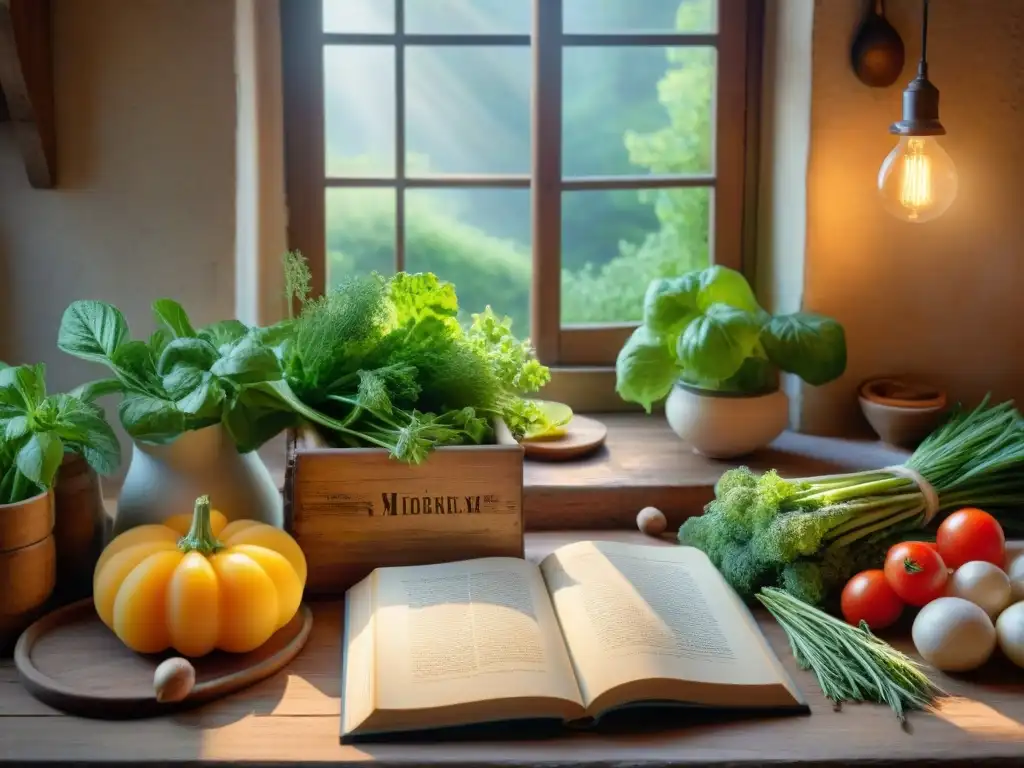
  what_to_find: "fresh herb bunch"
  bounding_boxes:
[0,362,121,505]
[278,252,552,461]
[758,588,944,723]
[616,266,846,410]
[58,255,552,463]
[679,396,1024,605]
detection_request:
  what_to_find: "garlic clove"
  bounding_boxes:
[154,657,196,703]
[637,506,668,537]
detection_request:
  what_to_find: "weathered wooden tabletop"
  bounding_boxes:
[1,531,1022,766]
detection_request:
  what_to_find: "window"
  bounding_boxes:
[282,0,759,374]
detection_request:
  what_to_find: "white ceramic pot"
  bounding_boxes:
[114,424,282,536]
[664,383,789,459]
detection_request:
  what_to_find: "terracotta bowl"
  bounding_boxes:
[858,377,948,448]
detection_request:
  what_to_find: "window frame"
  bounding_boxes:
[281,0,763,375]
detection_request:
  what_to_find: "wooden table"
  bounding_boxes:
[2,532,1023,766]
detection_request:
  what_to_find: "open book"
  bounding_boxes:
[341,540,806,742]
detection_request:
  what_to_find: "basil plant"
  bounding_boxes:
[0,362,121,505]
[615,266,847,412]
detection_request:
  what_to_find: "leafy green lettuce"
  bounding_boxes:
[616,266,846,411]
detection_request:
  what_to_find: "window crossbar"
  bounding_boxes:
[321,32,717,48]
[324,174,714,191]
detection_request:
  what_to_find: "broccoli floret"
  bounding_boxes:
[677,514,713,551]
[684,501,749,548]
[678,511,748,557]
[755,469,800,506]
[780,560,828,606]
[719,542,775,598]
[681,513,777,600]
[712,469,793,535]
[748,486,786,533]
[716,484,757,525]
[714,466,757,497]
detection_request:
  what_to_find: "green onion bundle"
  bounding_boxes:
[757,588,944,723]
[679,396,1024,605]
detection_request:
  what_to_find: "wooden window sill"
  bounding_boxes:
[253,415,909,531]
[520,413,910,529]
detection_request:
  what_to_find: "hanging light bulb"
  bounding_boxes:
[877,0,958,223]
[878,136,958,223]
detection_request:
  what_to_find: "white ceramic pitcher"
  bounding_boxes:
[113,424,282,536]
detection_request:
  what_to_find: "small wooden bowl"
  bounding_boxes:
[859,377,948,448]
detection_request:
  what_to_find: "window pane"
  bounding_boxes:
[326,189,396,287]
[405,189,531,334]
[405,0,530,34]
[323,0,394,34]
[563,46,715,177]
[325,46,395,176]
[561,187,710,325]
[564,0,717,33]
[406,47,530,175]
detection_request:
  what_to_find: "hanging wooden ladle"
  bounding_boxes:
[851,0,905,87]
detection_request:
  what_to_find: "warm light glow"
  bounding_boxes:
[899,138,933,213]
[932,697,1024,740]
[877,135,958,223]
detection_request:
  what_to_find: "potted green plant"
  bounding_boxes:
[57,299,288,535]
[0,362,120,648]
[615,266,847,457]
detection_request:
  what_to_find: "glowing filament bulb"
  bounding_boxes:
[878,135,958,223]
[899,138,933,217]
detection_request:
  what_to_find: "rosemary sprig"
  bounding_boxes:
[757,587,945,724]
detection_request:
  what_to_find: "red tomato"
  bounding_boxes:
[883,541,949,607]
[936,507,1005,569]
[840,570,905,629]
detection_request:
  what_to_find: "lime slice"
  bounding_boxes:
[522,400,574,441]
[524,425,569,442]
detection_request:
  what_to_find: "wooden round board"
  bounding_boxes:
[522,415,608,461]
[14,598,313,719]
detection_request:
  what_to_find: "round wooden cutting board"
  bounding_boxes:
[14,599,313,719]
[522,415,608,461]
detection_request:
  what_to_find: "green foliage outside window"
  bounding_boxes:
[327,0,717,335]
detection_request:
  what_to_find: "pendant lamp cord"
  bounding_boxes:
[920,0,930,77]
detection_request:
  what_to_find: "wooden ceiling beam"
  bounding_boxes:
[0,0,55,188]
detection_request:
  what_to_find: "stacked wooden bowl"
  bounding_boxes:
[0,490,56,654]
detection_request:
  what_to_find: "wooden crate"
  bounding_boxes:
[284,423,524,595]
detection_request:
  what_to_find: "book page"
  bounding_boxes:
[372,557,584,713]
[341,572,377,737]
[539,541,789,709]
